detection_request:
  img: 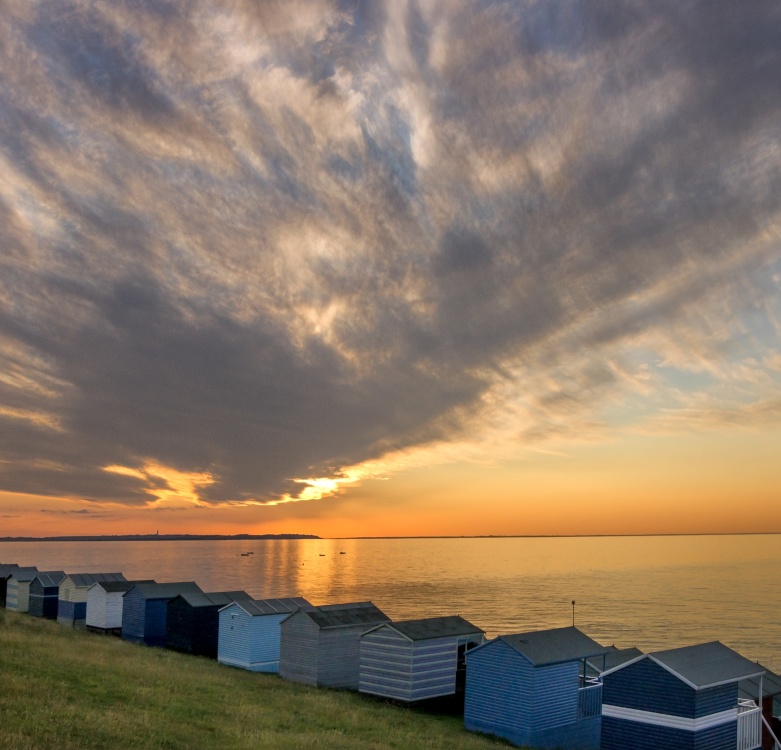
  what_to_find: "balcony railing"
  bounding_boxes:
[578,677,602,719]
[737,699,761,750]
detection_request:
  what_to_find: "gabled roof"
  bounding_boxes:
[740,665,781,701]
[174,590,253,608]
[587,646,644,676]
[492,626,610,666]
[368,615,484,642]
[92,580,155,593]
[7,567,39,582]
[0,564,21,577]
[300,601,389,629]
[124,582,202,600]
[64,573,126,588]
[32,571,66,587]
[222,597,314,617]
[650,642,765,690]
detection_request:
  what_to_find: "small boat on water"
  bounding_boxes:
[340,551,346,555]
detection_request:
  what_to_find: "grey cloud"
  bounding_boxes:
[0,0,780,506]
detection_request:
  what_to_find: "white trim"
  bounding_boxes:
[602,704,737,731]
[600,653,648,678]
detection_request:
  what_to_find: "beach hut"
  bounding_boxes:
[739,665,781,750]
[57,573,127,627]
[27,571,66,618]
[601,641,767,750]
[4,568,38,612]
[218,597,314,672]
[279,601,390,689]
[121,582,203,647]
[165,590,253,658]
[85,580,155,633]
[359,615,485,705]
[464,626,610,749]
[0,564,22,607]
[586,646,644,679]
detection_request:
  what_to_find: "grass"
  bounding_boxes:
[0,608,515,749]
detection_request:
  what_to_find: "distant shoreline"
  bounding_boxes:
[0,533,320,542]
[1,531,778,542]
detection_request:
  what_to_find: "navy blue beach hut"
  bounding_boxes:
[28,571,66,618]
[218,597,313,672]
[464,626,610,749]
[601,641,767,750]
[57,573,126,627]
[121,582,203,647]
[165,590,252,658]
[0,564,22,607]
[279,601,390,690]
[359,615,485,705]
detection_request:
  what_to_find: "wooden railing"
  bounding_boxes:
[737,699,761,750]
[578,677,602,719]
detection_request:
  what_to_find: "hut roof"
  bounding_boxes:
[32,571,66,587]
[0,564,21,577]
[225,597,313,616]
[647,642,765,689]
[93,580,155,593]
[7,567,39,582]
[374,615,484,641]
[175,590,253,608]
[498,626,610,666]
[739,665,781,700]
[124,582,202,601]
[65,573,126,588]
[305,601,389,629]
[587,645,644,676]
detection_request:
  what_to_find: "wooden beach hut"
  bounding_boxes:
[359,615,485,705]
[739,665,781,750]
[601,641,767,750]
[217,597,314,672]
[121,582,203,647]
[165,590,253,658]
[57,573,127,628]
[85,580,155,633]
[0,564,23,607]
[4,568,38,612]
[279,601,390,689]
[28,571,66,618]
[464,626,610,749]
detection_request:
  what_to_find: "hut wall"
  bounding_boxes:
[140,599,171,646]
[121,588,147,643]
[6,578,30,611]
[317,626,365,689]
[85,587,110,629]
[0,578,8,607]
[279,611,320,686]
[166,600,221,658]
[218,608,289,672]
[29,582,61,619]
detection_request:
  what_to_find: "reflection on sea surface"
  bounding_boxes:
[2,534,779,673]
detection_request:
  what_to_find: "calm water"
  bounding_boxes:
[2,534,779,673]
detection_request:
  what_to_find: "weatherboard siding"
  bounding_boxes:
[6,578,28,611]
[318,626,364,689]
[279,611,320,685]
[603,658,696,717]
[121,589,147,643]
[28,580,62,619]
[601,716,737,750]
[218,608,287,672]
[86,588,123,630]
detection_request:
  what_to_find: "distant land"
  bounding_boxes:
[0,533,320,542]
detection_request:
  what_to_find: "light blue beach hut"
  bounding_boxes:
[57,573,127,627]
[4,568,38,612]
[464,626,610,749]
[218,597,313,672]
[601,641,767,750]
[359,615,485,704]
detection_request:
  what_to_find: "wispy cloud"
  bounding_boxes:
[1,0,780,507]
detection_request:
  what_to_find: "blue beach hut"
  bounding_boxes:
[464,625,610,749]
[359,615,485,704]
[165,590,253,658]
[601,641,767,750]
[279,601,390,689]
[28,571,66,618]
[739,666,781,750]
[218,597,313,672]
[57,573,127,628]
[4,568,38,612]
[121,582,203,646]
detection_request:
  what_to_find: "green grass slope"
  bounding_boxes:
[0,608,514,750]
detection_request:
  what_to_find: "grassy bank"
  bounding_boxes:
[0,609,513,749]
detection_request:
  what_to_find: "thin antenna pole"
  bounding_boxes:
[572,600,576,627]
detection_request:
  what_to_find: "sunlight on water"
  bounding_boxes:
[2,534,779,672]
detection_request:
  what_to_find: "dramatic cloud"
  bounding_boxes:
[1,0,780,507]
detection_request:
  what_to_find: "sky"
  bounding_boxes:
[1,0,781,539]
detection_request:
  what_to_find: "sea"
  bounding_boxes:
[2,534,779,673]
